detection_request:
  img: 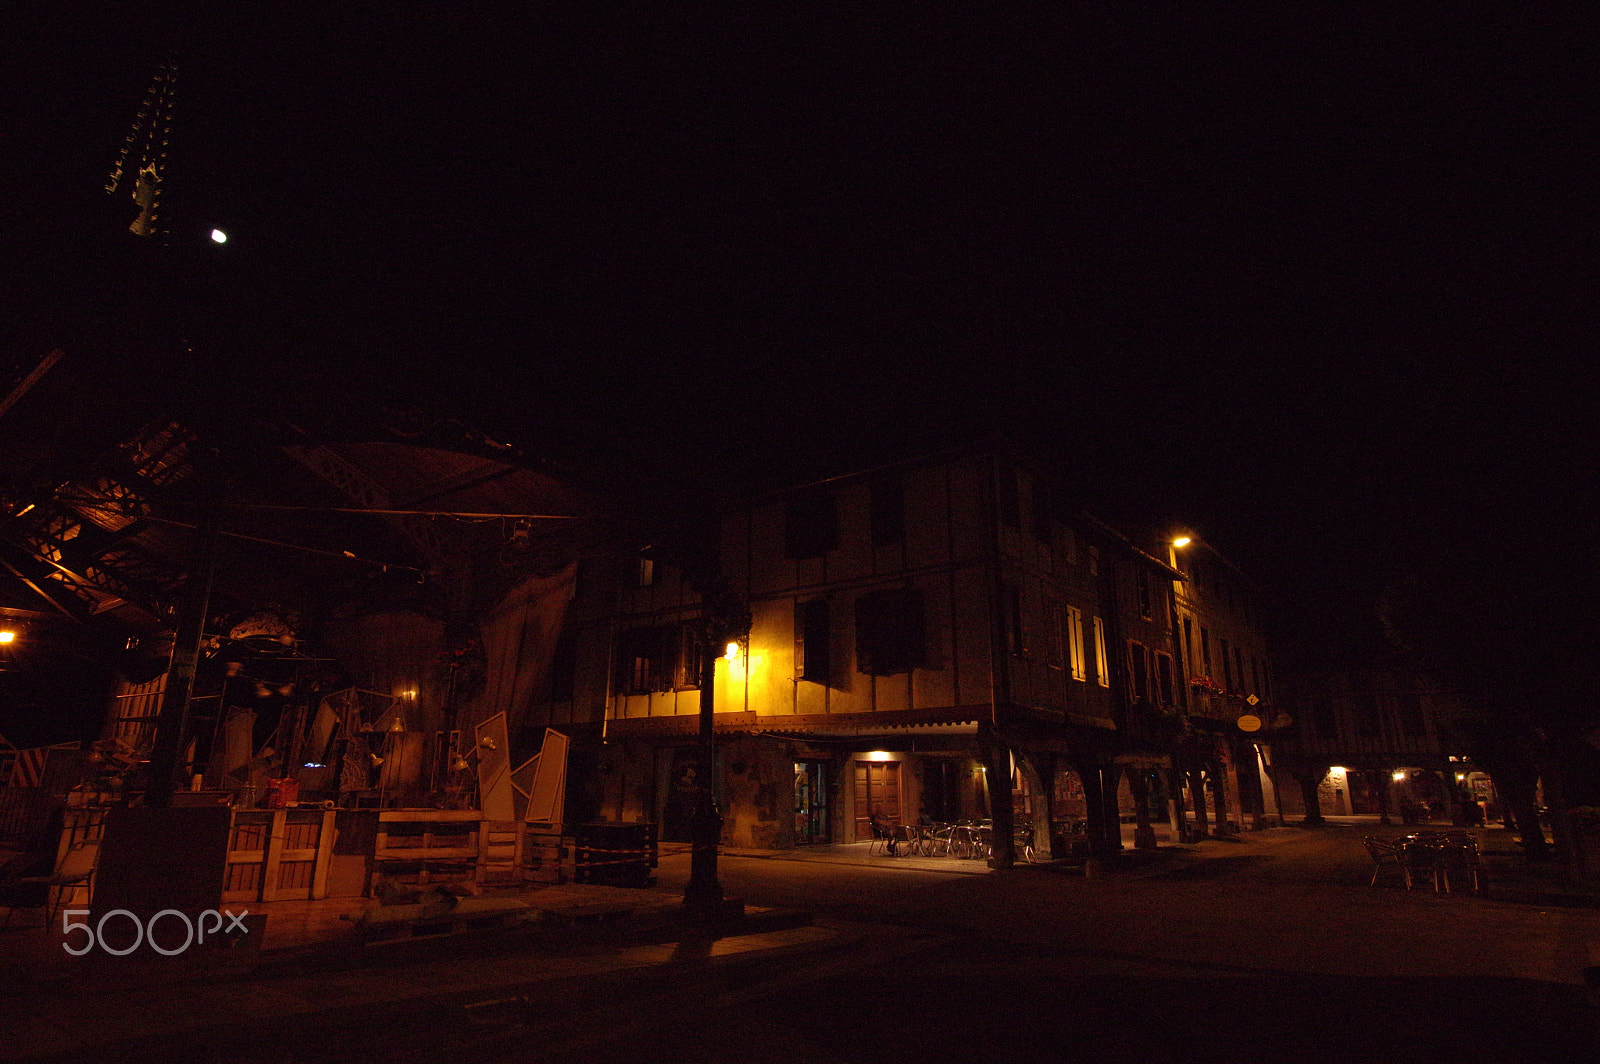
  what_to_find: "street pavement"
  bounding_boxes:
[2,823,1596,1063]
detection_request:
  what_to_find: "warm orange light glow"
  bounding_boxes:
[1329,766,1347,774]
[1172,536,1192,548]
[863,750,894,762]
[725,642,740,660]
[1393,771,1408,782]
[0,631,14,644]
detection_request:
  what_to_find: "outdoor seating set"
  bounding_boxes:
[1363,831,1485,894]
[871,819,1088,862]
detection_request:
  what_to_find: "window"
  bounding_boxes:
[1092,616,1110,687]
[1004,585,1028,657]
[1156,653,1174,705]
[1127,642,1150,703]
[795,599,831,683]
[855,588,926,675]
[637,555,655,588]
[1066,605,1086,681]
[1200,626,1211,672]
[1219,637,1232,690]
[615,624,700,695]
[869,475,905,547]
[1136,570,1152,619]
[784,495,839,558]
[616,626,671,695]
[1044,603,1065,667]
[1088,545,1099,576]
[1181,617,1193,675]
[672,624,705,690]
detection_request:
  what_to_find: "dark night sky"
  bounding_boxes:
[4,4,1598,662]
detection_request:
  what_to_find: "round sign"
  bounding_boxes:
[1236,714,1262,733]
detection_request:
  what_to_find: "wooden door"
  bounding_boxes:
[853,760,901,840]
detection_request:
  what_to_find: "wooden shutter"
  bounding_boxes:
[796,599,831,683]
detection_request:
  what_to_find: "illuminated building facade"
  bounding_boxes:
[1162,535,1282,835]
[526,444,1195,857]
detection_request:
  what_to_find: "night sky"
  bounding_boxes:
[5,5,1598,663]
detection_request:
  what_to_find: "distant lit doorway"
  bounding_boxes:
[794,761,830,844]
[853,759,901,840]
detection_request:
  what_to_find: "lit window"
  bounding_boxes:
[1066,606,1086,682]
[1092,616,1110,687]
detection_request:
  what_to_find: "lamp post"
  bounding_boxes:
[683,581,750,915]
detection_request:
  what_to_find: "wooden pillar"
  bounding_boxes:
[1298,769,1326,825]
[1100,765,1125,852]
[983,736,1016,869]
[1127,766,1157,849]
[1077,760,1111,857]
[1168,763,1188,842]
[1211,762,1231,834]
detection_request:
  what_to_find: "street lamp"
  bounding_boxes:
[684,582,750,917]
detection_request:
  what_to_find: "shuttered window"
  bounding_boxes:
[795,599,831,683]
[1066,606,1086,682]
[1128,641,1151,703]
[855,589,927,675]
[1092,616,1110,687]
[784,495,839,558]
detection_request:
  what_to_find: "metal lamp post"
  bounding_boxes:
[683,582,749,915]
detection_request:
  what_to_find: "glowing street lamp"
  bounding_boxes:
[1172,536,1192,548]
[0,630,15,644]
[209,228,228,244]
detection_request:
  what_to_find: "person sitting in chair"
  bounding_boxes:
[870,809,898,855]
